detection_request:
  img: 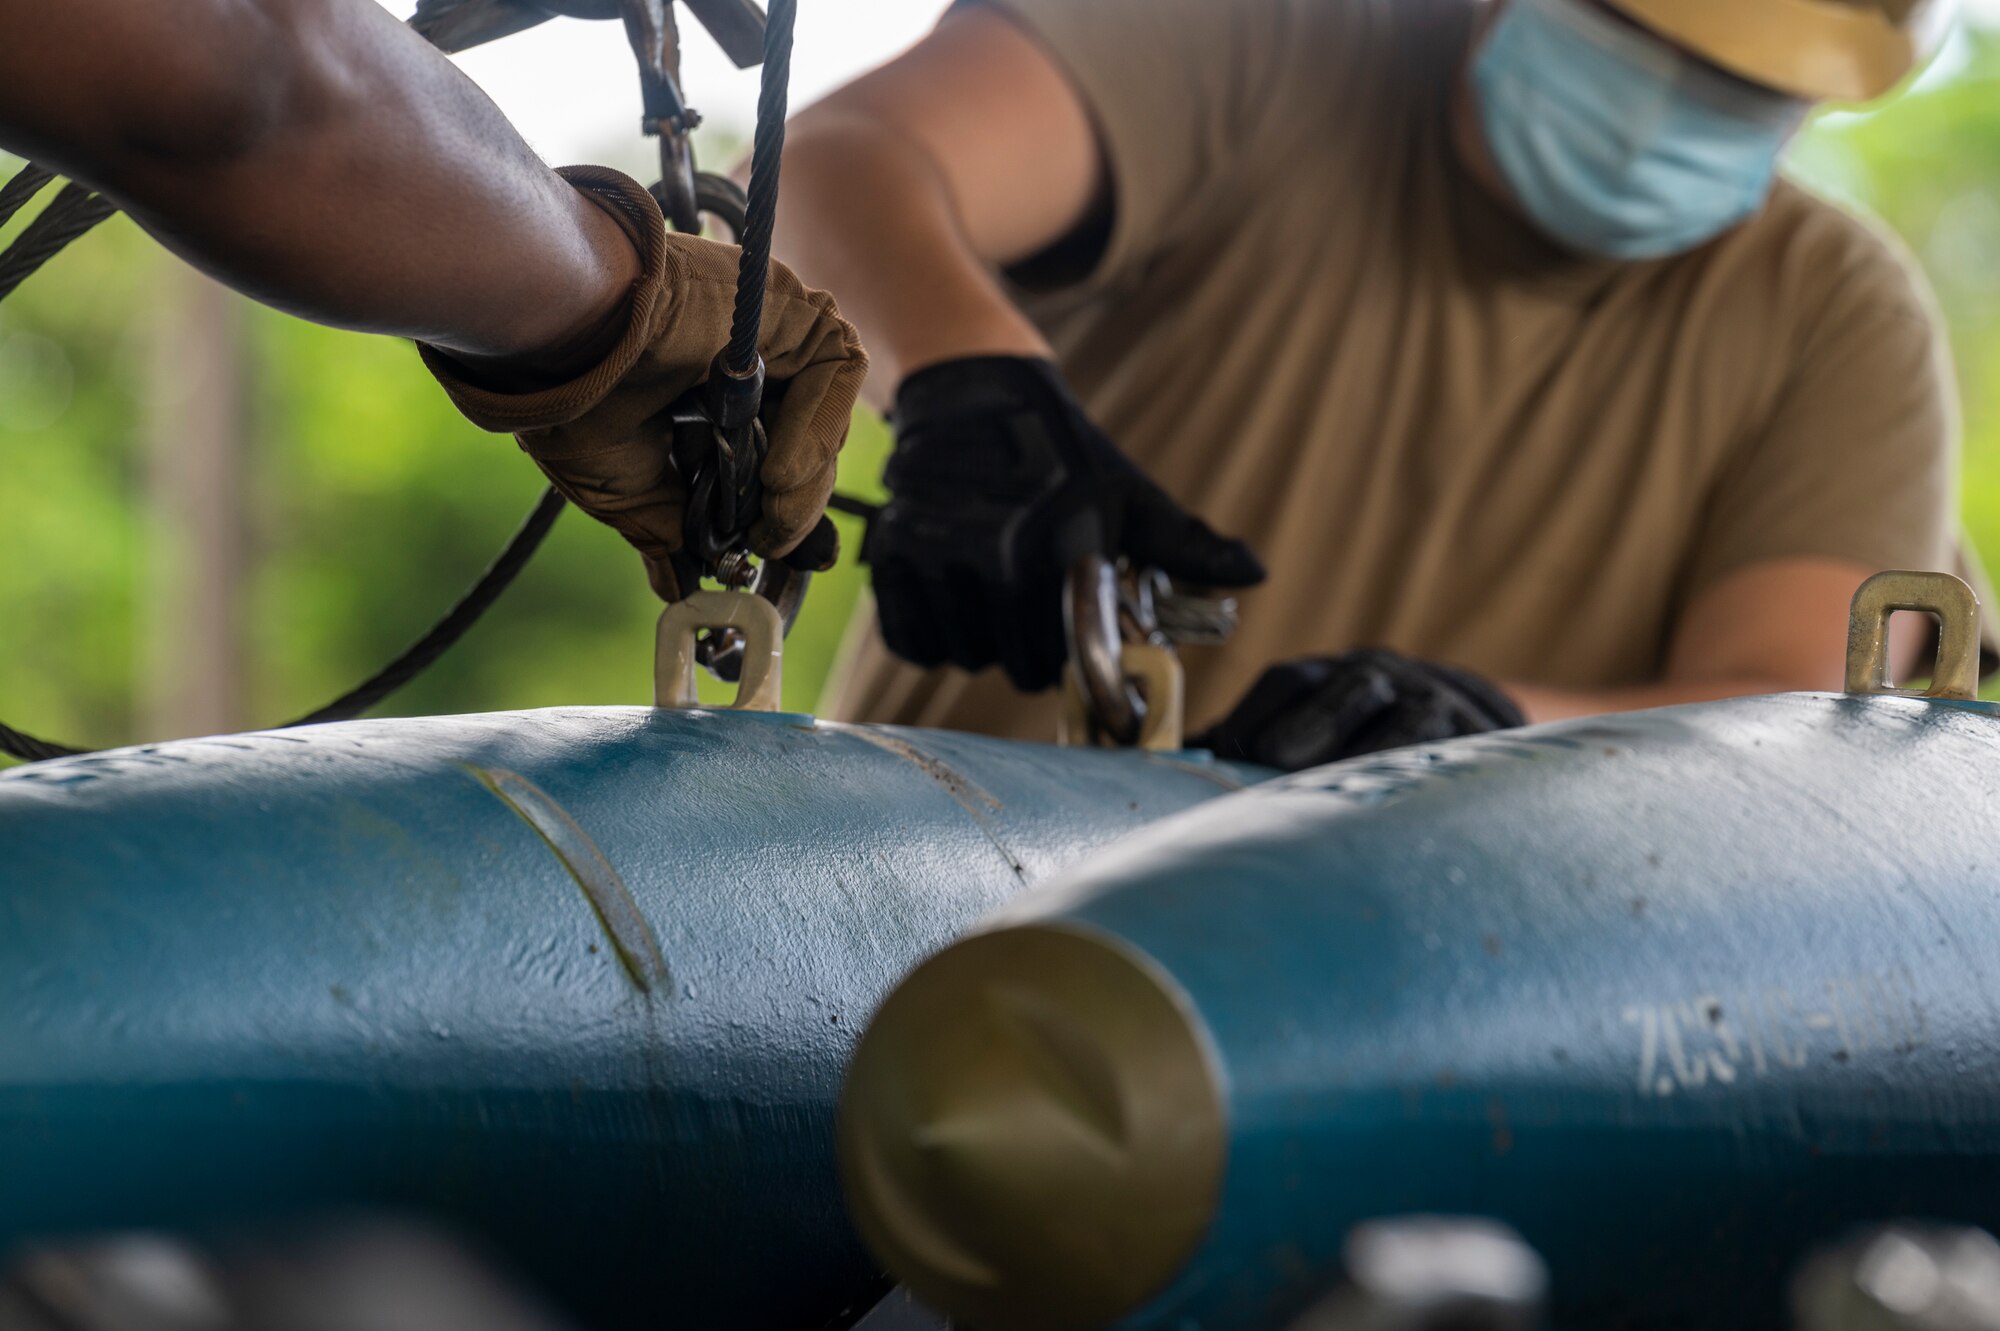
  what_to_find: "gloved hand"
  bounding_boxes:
[1196,649,1525,772]
[420,165,867,600]
[864,356,1265,692]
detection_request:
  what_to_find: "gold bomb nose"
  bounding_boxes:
[837,924,1227,1331]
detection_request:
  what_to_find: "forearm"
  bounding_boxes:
[0,0,635,374]
[1505,560,1940,725]
[769,108,1050,406]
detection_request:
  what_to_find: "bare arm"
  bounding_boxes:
[0,0,636,377]
[1507,558,1933,723]
[766,7,1100,403]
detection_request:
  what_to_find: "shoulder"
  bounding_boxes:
[1724,179,1937,332]
[1699,182,1956,488]
[962,0,1456,81]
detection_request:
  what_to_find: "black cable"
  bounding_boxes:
[826,492,881,521]
[0,162,55,229]
[0,721,82,764]
[0,183,117,303]
[284,487,567,726]
[724,0,795,377]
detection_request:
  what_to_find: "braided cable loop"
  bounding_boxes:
[0,491,569,764]
[723,0,795,377]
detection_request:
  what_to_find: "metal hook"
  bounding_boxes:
[1065,555,1146,746]
[620,0,703,231]
[1060,555,1230,751]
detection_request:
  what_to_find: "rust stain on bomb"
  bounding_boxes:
[839,728,1002,814]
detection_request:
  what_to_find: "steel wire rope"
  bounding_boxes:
[0,183,119,302]
[724,0,794,378]
[0,163,55,228]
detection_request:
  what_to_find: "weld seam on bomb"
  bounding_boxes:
[469,765,670,994]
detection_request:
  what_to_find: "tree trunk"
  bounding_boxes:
[140,266,252,741]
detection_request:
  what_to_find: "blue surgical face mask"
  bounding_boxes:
[1472,0,1807,261]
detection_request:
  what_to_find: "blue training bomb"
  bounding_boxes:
[841,689,2000,1331]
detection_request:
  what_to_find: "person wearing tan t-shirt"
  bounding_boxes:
[768,0,1970,768]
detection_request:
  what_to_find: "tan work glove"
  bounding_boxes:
[420,165,867,600]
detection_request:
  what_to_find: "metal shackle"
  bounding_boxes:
[1060,554,1238,751]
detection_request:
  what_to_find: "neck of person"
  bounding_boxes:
[1447,74,1530,226]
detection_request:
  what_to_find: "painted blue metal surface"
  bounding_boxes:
[971,693,2000,1331]
[0,706,1264,1330]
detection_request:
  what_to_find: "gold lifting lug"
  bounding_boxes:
[1845,570,1982,702]
[656,589,785,712]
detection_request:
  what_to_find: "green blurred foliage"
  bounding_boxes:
[1,27,1998,760]
[1788,26,2000,576]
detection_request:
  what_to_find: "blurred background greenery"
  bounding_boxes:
[1,21,1998,762]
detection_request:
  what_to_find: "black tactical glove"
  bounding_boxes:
[863,356,1265,692]
[1196,649,1525,772]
